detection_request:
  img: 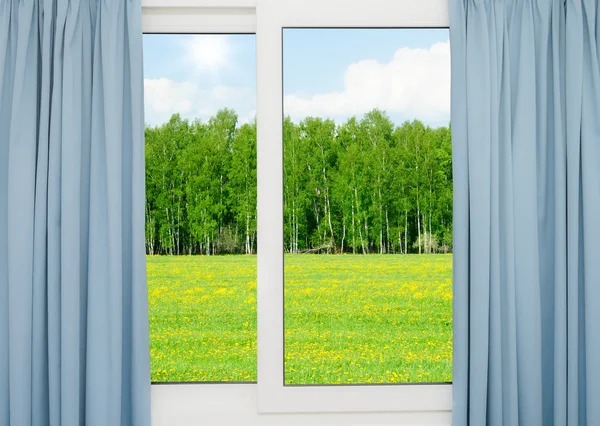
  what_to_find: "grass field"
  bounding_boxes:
[148,254,452,384]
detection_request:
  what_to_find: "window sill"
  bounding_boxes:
[151,383,452,425]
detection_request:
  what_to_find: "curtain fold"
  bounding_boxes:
[0,1,150,425]
[450,0,600,424]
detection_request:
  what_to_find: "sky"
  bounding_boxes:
[143,29,450,128]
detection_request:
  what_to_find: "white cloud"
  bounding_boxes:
[143,78,254,126]
[284,41,451,124]
[238,109,256,126]
[185,35,231,73]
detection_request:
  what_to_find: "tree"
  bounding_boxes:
[144,110,453,255]
[230,121,257,254]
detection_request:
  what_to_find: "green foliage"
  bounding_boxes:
[145,110,257,254]
[283,110,453,254]
[145,109,452,255]
[148,254,452,384]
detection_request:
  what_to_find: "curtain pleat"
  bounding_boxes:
[451,0,600,424]
[0,1,150,425]
[0,2,15,426]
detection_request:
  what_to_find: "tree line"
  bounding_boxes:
[145,109,452,255]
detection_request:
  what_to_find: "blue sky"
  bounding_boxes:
[143,29,450,127]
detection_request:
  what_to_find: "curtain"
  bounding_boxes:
[450,0,600,424]
[0,0,150,425]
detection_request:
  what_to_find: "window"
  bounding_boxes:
[145,0,451,420]
[144,33,257,383]
[282,28,452,387]
[257,0,451,413]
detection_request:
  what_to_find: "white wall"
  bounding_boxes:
[151,384,452,426]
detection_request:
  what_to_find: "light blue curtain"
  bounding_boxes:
[450,0,600,424]
[0,0,150,425]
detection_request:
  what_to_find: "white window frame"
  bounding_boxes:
[256,0,451,414]
[142,0,256,33]
[143,0,452,420]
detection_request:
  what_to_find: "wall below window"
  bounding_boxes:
[151,384,451,425]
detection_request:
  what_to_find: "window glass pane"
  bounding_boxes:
[143,34,257,383]
[283,28,452,385]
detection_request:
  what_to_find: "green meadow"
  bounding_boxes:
[148,254,452,384]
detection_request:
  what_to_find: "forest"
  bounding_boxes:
[145,109,452,255]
